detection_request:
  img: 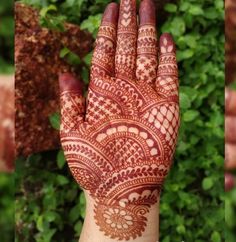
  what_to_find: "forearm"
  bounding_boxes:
[80,195,160,242]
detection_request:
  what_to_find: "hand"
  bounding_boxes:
[59,0,179,240]
[0,76,14,172]
[225,88,236,191]
[225,88,236,170]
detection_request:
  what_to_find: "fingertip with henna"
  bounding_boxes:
[59,73,84,95]
[159,33,176,54]
[139,0,156,25]
[102,2,119,23]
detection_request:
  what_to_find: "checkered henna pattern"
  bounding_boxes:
[59,0,179,240]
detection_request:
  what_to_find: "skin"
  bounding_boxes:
[225,88,236,171]
[0,76,14,172]
[59,0,179,241]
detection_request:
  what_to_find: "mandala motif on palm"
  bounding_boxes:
[61,75,179,240]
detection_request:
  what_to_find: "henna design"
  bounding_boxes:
[136,26,158,84]
[59,0,179,240]
[115,0,137,80]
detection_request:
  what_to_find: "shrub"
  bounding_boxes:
[0,174,14,242]
[0,0,14,73]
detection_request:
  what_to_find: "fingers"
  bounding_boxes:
[156,34,178,99]
[226,88,236,115]
[115,0,137,80]
[59,73,85,132]
[225,173,235,191]
[91,3,119,80]
[226,116,236,143]
[136,0,158,85]
[225,143,236,170]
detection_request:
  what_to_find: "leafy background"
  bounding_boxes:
[0,0,14,73]
[0,0,226,241]
[0,1,14,241]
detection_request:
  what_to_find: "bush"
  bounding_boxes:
[160,0,224,241]
[15,0,225,241]
[226,188,236,241]
[0,174,14,242]
[0,0,14,73]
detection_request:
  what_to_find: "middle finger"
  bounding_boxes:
[115,0,137,80]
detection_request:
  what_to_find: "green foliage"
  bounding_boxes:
[15,0,225,241]
[49,112,61,131]
[15,153,85,242]
[160,0,224,241]
[0,174,14,242]
[226,188,236,241]
[0,0,14,73]
[39,5,66,31]
[80,14,102,38]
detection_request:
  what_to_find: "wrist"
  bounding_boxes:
[79,192,160,242]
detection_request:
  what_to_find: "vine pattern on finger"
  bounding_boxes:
[91,23,117,78]
[136,25,158,85]
[156,37,178,98]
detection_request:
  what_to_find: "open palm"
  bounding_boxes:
[59,0,179,240]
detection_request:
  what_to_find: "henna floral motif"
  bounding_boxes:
[59,0,179,240]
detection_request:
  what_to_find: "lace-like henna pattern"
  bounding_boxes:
[115,0,137,80]
[59,0,179,240]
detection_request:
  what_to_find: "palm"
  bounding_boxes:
[59,0,179,240]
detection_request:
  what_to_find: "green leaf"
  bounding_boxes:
[36,216,45,232]
[81,67,90,84]
[59,47,70,58]
[57,150,66,169]
[177,49,194,61]
[40,5,57,18]
[183,110,199,122]
[170,17,185,36]
[202,177,214,190]
[60,48,82,66]
[49,112,60,130]
[80,14,102,37]
[188,5,204,15]
[211,231,221,242]
[205,7,219,19]
[44,211,57,223]
[69,204,81,223]
[176,224,186,234]
[83,52,93,66]
[180,92,191,110]
[56,175,69,185]
[164,3,177,13]
[74,220,83,236]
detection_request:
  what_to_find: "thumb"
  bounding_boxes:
[59,73,85,132]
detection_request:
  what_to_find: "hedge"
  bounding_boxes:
[0,0,14,73]
[14,0,225,241]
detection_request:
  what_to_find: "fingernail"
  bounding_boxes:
[159,33,175,54]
